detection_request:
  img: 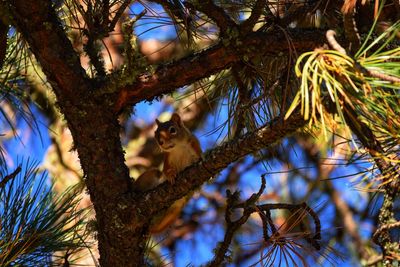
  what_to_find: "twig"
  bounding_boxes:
[354,60,400,83]
[240,0,265,33]
[326,30,347,55]
[0,166,21,188]
[343,12,361,53]
[256,202,321,248]
[101,0,110,30]
[341,0,361,53]
[121,10,147,72]
[83,32,106,77]
[108,0,132,32]
[51,137,81,178]
[185,1,236,33]
[277,1,321,28]
[208,176,266,266]
[151,0,191,26]
[327,30,400,83]
[373,221,400,244]
[207,176,322,265]
[365,254,383,266]
[340,103,399,262]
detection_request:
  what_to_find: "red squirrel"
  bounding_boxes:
[133,113,202,233]
[134,113,202,190]
[155,113,202,184]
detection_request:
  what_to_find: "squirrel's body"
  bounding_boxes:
[133,113,202,233]
[155,113,202,184]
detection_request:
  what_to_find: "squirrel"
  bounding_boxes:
[134,113,202,190]
[133,113,202,233]
[155,113,202,184]
[133,168,163,192]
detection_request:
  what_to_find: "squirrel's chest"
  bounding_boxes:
[166,145,199,172]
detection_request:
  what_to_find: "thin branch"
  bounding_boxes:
[255,202,321,250]
[0,166,21,188]
[50,137,82,179]
[276,2,321,28]
[327,30,400,83]
[121,10,146,72]
[150,0,191,24]
[326,29,399,85]
[373,221,400,244]
[355,61,400,83]
[185,1,237,33]
[208,182,321,266]
[83,32,106,77]
[102,0,110,29]
[240,0,265,33]
[395,0,400,19]
[343,11,361,53]
[326,30,347,55]
[208,176,266,266]
[108,0,132,32]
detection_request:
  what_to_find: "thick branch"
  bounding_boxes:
[128,112,307,223]
[115,29,326,112]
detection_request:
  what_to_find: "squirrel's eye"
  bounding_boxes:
[159,140,164,145]
[169,126,176,134]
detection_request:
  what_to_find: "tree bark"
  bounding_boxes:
[4,1,145,265]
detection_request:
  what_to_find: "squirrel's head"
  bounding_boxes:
[155,113,187,152]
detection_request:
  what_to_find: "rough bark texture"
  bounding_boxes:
[4,0,323,265]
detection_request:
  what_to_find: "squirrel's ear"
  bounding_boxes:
[155,119,161,126]
[171,113,183,126]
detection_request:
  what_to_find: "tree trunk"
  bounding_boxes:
[62,101,148,266]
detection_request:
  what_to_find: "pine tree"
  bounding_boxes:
[0,0,399,266]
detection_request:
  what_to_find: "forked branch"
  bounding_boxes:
[208,175,321,266]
